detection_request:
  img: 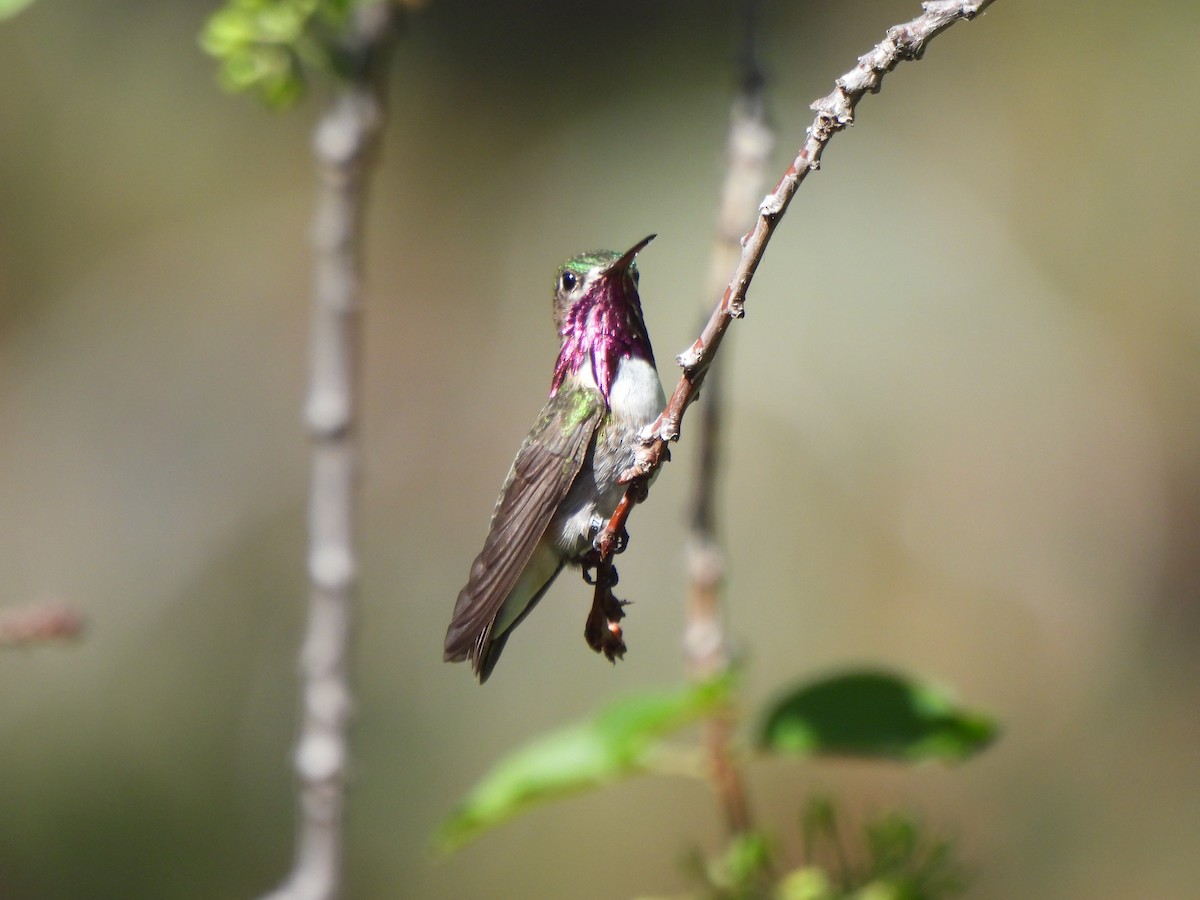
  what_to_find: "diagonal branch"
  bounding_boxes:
[595,0,997,561]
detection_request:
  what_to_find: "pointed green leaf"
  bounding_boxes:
[758,670,997,762]
[0,0,37,21]
[435,675,732,852]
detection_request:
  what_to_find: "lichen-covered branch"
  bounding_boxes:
[264,5,401,900]
[595,0,996,559]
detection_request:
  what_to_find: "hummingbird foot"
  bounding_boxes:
[583,559,629,664]
[590,522,630,557]
[581,556,619,586]
[612,524,630,555]
[625,476,650,505]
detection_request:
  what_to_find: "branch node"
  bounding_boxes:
[659,411,682,443]
[677,338,705,372]
[295,732,346,783]
[618,441,662,485]
[759,191,784,219]
[313,91,381,169]
[308,546,357,591]
[305,390,352,438]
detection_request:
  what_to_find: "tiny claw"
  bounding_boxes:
[594,525,629,556]
[580,548,602,585]
[583,561,631,663]
[593,527,619,558]
[626,478,649,505]
[613,525,629,555]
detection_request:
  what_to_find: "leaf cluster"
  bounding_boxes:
[435,668,997,870]
[670,800,969,900]
[435,675,733,851]
[200,0,359,107]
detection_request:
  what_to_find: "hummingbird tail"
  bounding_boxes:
[475,568,563,682]
[444,558,564,683]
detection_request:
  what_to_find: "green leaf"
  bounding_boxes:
[435,676,732,852]
[0,0,38,21]
[777,866,837,900]
[758,670,997,763]
[200,0,356,107]
[858,811,969,899]
[721,831,772,886]
[790,799,971,900]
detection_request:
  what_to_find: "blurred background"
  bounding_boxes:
[1,1,1198,897]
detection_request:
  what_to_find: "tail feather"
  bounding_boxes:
[444,551,565,682]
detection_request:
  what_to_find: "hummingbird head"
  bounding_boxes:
[550,234,657,404]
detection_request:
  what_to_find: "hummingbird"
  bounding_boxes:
[444,235,666,683]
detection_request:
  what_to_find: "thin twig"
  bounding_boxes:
[0,602,83,647]
[264,5,401,900]
[685,0,773,842]
[595,0,996,559]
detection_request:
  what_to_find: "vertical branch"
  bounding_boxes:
[685,0,774,840]
[265,5,400,900]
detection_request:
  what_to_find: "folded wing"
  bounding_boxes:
[444,388,605,679]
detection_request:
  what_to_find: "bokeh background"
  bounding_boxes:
[1,1,1197,897]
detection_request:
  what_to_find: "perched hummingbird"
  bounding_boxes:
[444,235,666,683]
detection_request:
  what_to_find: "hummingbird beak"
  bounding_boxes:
[610,234,657,275]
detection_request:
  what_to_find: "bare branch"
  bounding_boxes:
[0,601,84,648]
[264,5,402,900]
[595,0,997,560]
[685,0,773,841]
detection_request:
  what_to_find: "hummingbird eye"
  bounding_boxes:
[560,271,578,292]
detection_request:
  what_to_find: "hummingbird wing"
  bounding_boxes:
[444,387,606,681]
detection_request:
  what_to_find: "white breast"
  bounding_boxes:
[608,356,665,427]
